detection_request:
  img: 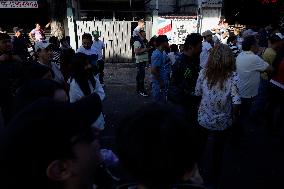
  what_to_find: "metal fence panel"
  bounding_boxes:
[76,20,152,63]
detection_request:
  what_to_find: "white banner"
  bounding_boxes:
[0,1,38,8]
[171,20,198,45]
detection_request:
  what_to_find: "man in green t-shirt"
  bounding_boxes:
[253,34,282,116]
[134,30,150,97]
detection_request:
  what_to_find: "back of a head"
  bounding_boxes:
[184,33,203,51]
[0,95,102,189]
[170,44,178,52]
[149,36,157,47]
[242,36,257,51]
[49,36,59,45]
[24,63,54,81]
[13,79,64,114]
[116,104,198,189]
[71,53,89,76]
[206,44,236,89]
[156,35,168,47]
[82,33,92,41]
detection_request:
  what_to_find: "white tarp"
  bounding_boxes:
[171,20,198,44]
[0,1,38,8]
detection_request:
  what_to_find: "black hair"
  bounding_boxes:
[0,33,11,41]
[227,35,237,44]
[60,36,67,43]
[13,79,64,114]
[269,34,282,44]
[170,44,178,52]
[49,36,59,44]
[82,33,92,41]
[149,36,156,47]
[61,48,75,80]
[156,35,168,47]
[24,63,54,81]
[1,98,96,189]
[116,104,199,189]
[71,53,97,96]
[242,36,258,51]
[184,33,203,50]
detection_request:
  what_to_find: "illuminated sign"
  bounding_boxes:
[0,1,38,8]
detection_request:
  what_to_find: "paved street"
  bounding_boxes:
[101,64,284,189]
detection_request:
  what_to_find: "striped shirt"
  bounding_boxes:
[228,42,240,57]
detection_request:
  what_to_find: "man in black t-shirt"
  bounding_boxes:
[169,33,203,120]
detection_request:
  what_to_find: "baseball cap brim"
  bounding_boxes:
[13,27,23,33]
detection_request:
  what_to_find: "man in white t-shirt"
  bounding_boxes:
[35,40,65,85]
[200,30,213,69]
[236,36,273,118]
[92,31,105,84]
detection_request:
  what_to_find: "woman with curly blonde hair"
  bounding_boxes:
[195,44,241,189]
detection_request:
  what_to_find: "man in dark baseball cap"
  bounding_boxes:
[0,93,102,189]
[13,26,23,33]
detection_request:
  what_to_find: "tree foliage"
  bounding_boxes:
[46,0,67,39]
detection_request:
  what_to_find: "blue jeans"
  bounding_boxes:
[251,78,269,117]
[151,80,168,103]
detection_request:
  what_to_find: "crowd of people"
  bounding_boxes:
[132,19,284,188]
[0,17,283,189]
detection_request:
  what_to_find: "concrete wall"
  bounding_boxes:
[200,7,221,32]
[178,0,197,14]
[146,0,176,14]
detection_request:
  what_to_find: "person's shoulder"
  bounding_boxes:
[91,48,98,54]
[203,42,212,49]
[264,48,276,55]
[99,40,104,45]
[76,46,84,53]
[152,49,159,56]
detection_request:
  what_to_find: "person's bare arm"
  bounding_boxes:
[45,21,51,29]
[134,47,148,55]
[29,32,35,42]
[264,65,274,73]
